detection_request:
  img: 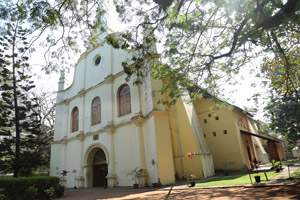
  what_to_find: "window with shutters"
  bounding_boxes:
[91,97,101,125]
[72,107,79,132]
[119,85,131,116]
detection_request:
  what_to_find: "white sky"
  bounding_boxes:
[32,5,267,121]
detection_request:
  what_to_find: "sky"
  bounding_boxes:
[31,4,267,121]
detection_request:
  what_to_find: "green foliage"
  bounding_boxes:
[112,0,300,104]
[0,176,60,200]
[0,24,49,176]
[54,184,65,198]
[24,186,38,200]
[0,0,107,72]
[263,44,300,145]
[0,188,5,200]
[272,160,281,170]
[44,187,55,199]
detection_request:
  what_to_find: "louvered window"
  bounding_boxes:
[72,107,79,132]
[119,85,131,116]
[91,97,101,125]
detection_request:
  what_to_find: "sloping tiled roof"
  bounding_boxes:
[188,85,254,117]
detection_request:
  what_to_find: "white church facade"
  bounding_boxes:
[49,25,215,187]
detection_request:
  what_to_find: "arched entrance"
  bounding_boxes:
[92,148,108,187]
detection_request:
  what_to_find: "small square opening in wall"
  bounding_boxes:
[204,119,207,123]
[215,116,219,120]
[208,114,212,117]
[213,132,216,136]
[223,130,228,134]
[93,134,99,141]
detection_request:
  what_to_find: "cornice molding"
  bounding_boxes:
[56,71,126,106]
[51,109,169,144]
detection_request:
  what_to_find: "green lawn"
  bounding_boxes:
[291,168,300,179]
[282,160,299,166]
[261,160,299,168]
[195,171,281,187]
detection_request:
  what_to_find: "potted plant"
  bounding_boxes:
[190,174,197,187]
[250,158,261,183]
[127,167,143,188]
[151,159,159,188]
[272,160,281,172]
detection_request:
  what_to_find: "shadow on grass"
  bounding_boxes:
[196,171,281,187]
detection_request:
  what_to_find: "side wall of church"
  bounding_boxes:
[168,99,205,179]
[193,98,246,170]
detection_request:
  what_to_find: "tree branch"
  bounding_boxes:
[258,0,299,30]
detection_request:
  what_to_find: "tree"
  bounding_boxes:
[30,91,56,170]
[110,0,300,145]
[109,0,299,102]
[0,0,298,162]
[0,0,106,72]
[0,48,46,176]
[0,0,107,177]
[263,43,300,147]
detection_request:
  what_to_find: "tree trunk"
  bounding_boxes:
[12,21,20,178]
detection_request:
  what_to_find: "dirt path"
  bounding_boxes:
[62,163,300,200]
[62,183,300,200]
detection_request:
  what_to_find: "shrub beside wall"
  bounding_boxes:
[0,176,63,200]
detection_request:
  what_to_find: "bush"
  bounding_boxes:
[0,176,60,200]
[44,187,55,199]
[19,167,33,177]
[0,188,5,200]
[54,184,65,198]
[24,186,38,200]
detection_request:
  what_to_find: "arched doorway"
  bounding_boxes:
[92,148,108,187]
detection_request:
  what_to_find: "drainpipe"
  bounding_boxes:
[174,105,184,179]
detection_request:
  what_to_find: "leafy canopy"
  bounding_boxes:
[109,0,300,143]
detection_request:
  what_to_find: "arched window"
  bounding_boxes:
[119,85,131,116]
[91,97,101,125]
[72,107,79,132]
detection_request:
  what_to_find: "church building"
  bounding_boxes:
[50,10,285,188]
[50,16,215,188]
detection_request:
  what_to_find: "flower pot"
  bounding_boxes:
[152,183,159,188]
[254,176,261,183]
[276,168,280,172]
[190,181,195,187]
[133,183,138,189]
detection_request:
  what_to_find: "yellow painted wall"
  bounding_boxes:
[248,119,270,164]
[239,134,256,167]
[193,98,247,170]
[167,106,183,179]
[153,112,176,185]
[167,99,205,179]
[150,78,175,185]
[231,109,256,169]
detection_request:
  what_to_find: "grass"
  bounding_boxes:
[261,163,272,167]
[282,160,299,166]
[261,159,299,168]
[290,168,300,179]
[195,171,281,187]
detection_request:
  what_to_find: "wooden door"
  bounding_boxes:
[93,164,108,187]
[267,141,280,161]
